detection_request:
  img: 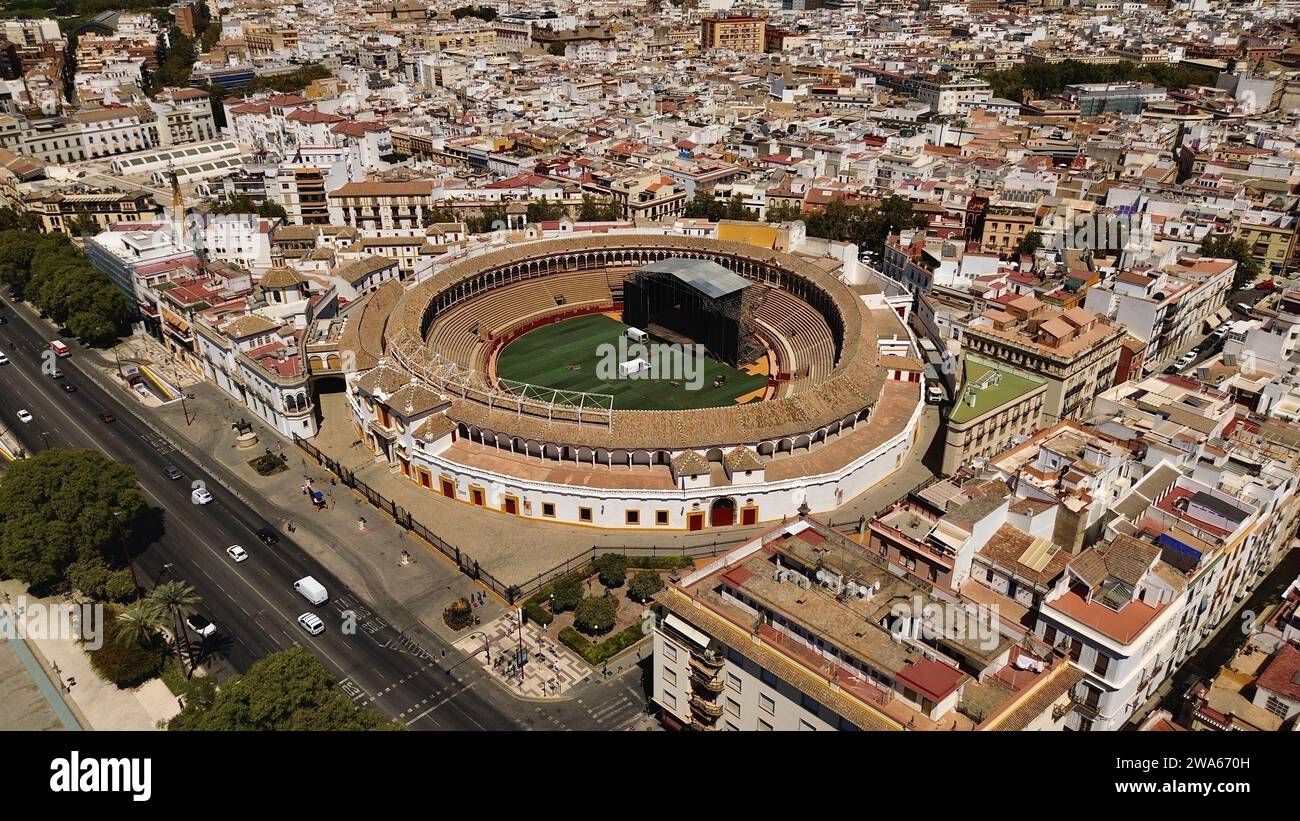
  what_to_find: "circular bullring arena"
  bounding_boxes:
[346,234,926,531]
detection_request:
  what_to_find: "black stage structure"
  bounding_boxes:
[623,258,764,366]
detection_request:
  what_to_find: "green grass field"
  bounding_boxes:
[496,314,768,410]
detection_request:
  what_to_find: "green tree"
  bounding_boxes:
[594,553,627,588]
[452,5,497,21]
[577,194,620,222]
[1016,230,1044,257]
[68,556,137,602]
[526,199,564,223]
[551,574,583,612]
[0,449,146,593]
[765,202,804,223]
[422,205,457,227]
[468,204,508,233]
[148,580,202,676]
[628,570,664,603]
[1200,234,1261,291]
[168,647,400,730]
[574,594,619,636]
[89,605,167,688]
[547,41,567,57]
[0,207,41,232]
[803,195,927,259]
[114,599,164,649]
[211,194,287,220]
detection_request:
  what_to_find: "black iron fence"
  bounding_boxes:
[293,435,937,604]
[293,436,521,602]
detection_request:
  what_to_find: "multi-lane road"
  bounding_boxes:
[0,298,649,731]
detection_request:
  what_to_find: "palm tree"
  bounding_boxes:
[149,581,202,677]
[115,600,164,648]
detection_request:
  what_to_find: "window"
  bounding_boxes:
[1264,695,1290,719]
[1093,653,1111,678]
[759,693,775,714]
[1069,638,1083,662]
[1043,624,1057,645]
[726,672,742,693]
[725,698,740,717]
[664,668,677,687]
[626,509,640,526]
[542,502,555,518]
[757,718,773,731]
[578,506,592,523]
[656,509,670,526]
[799,719,816,731]
[664,692,676,710]
[760,667,778,686]
[663,642,678,663]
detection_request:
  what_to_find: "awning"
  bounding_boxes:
[663,613,710,648]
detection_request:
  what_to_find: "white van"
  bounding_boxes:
[293,576,328,606]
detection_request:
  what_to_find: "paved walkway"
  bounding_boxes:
[77,334,505,649]
[1,581,178,730]
[452,610,590,698]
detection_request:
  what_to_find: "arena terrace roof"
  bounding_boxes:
[381,234,893,451]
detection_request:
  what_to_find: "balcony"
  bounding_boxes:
[689,694,724,723]
[689,668,724,694]
[689,652,724,675]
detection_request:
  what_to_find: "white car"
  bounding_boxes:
[186,614,217,638]
[15,409,32,423]
[0,351,9,365]
[225,545,248,563]
[297,613,325,636]
[191,487,214,505]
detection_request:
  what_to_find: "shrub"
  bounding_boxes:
[594,553,627,588]
[442,598,473,631]
[628,571,664,603]
[523,599,553,626]
[574,594,618,636]
[626,556,694,571]
[67,557,136,603]
[88,613,167,688]
[551,574,584,612]
[559,623,647,665]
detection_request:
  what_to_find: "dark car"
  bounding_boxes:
[0,315,7,325]
[1163,365,1178,375]
[163,465,183,480]
[61,383,77,393]
[97,412,116,423]
[255,527,279,545]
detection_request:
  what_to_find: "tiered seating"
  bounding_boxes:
[751,286,836,394]
[426,271,614,368]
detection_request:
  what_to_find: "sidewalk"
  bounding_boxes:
[1,581,179,730]
[77,334,505,647]
[452,610,591,699]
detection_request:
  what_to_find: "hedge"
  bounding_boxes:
[559,622,647,666]
[625,556,694,570]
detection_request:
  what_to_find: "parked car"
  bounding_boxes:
[16,409,32,423]
[163,465,183,480]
